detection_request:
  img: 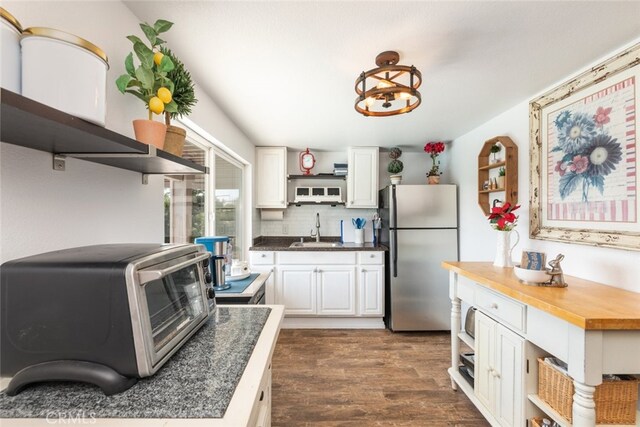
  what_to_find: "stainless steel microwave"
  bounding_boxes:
[0,244,215,396]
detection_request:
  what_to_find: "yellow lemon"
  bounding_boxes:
[153,51,164,66]
[157,87,172,104]
[149,96,164,115]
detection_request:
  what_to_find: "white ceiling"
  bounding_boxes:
[124,1,640,151]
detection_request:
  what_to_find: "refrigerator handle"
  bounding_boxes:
[391,229,398,278]
[391,185,398,277]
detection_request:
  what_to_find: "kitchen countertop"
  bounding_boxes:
[0,306,275,420]
[250,236,387,251]
[442,262,640,330]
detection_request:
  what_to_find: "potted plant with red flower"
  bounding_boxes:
[488,202,520,267]
[424,141,445,184]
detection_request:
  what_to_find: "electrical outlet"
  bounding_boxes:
[282,224,289,235]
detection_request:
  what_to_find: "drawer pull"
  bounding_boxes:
[490,302,499,309]
[261,254,266,258]
[259,390,264,401]
[370,254,375,258]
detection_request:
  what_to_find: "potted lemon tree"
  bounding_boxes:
[160,46,197,156]
[116,19,178,149]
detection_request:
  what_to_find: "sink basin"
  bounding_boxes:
[289,242,343,248]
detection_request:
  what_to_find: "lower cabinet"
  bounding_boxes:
[475,310,524,427]
[248,362,272,427]
[250,250,384,320]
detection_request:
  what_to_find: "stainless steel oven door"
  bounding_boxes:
[134,251,210,375]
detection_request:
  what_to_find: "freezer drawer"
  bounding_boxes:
[389,228,458,331]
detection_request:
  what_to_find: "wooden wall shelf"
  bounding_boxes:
[0,89,208,176]
[478,136,518,215]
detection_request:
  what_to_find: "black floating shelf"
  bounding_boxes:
[288,174,346,180]
[288,201,346,207]
[0,89,208,175]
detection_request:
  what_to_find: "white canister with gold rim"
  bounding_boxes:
[21,27,109,126]
[1,7,23,93]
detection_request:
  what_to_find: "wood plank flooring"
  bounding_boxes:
[271,329,488,426]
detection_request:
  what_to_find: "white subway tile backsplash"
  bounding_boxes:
[260,205,377,239]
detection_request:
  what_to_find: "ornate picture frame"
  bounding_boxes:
[529,43,640,251]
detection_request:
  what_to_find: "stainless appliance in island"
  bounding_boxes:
[379,184,458,331]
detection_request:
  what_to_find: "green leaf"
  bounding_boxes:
[154,19,173,34]
[116,74,133,93]
[139,23,157,46]
[135,66,154,90]
[158,55,174,73]
[133,42,154,69]
[126,35,144,45]
[558,172,582,200]
[155,37,165,45]
[124,52,135,76]
[125,89,149,103]
[164,100,178,113]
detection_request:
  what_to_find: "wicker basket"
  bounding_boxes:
[537,358,639,424]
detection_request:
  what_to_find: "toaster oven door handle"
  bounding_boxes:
[137,252,210,284]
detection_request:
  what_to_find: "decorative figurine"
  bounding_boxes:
[545,254,568,287]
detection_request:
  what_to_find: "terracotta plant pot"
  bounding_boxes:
[427,175,440,185]
[163,125,187,157]
[132,119,166,149]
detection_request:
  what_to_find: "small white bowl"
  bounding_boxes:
[513,264,550,285]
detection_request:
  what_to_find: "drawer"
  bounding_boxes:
[457,279,475,305]
[250,251,275,265]
[475,286,526,333]
[358,251,383,265]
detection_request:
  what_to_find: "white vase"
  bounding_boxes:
[493,229,519,267]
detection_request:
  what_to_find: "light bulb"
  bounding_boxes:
[365,97,376,107]
[394,92,412,100]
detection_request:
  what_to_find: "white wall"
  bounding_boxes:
[0,1,257,262]
[449,37,640,293]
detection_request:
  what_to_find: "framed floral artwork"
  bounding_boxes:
[529,43,640,251]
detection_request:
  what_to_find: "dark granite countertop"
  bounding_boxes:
[0,306,271,419]
[250,236,387,252]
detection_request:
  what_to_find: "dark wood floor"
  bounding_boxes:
[271,329,489,426]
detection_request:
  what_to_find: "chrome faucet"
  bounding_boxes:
[310,212,321,242]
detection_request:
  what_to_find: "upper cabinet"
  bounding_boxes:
[347,147,379,208]
[256,146,287,208]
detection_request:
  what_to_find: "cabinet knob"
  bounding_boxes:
[261,254,266,258]
[490,302,499,309]
[361,269,367,272]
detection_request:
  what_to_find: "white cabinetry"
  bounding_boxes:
[317,266,356,315]
[347,147,379,208]
[475,311,524,427]
[256,147,287,208]
[249,250,385,327]
[277,265,316,315]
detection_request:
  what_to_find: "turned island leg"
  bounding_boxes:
[449,271,461,391]
[572,381,596,427]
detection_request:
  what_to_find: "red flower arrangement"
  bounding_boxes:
[424,141,445,176]
[488,202,520,231]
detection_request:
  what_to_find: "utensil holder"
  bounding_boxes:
[354,229,364,244]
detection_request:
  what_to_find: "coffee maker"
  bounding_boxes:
[194,236,230,291]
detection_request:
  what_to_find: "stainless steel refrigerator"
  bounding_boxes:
[379,184,458,331]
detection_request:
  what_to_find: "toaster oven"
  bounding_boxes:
[0,243,215,396]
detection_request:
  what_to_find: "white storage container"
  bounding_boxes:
[21,27,109,126]
[1,7,22,93]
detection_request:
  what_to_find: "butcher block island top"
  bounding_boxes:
[442,261,640,330]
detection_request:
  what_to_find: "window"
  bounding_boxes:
[214,152,244,259]
[164,126,248,261]
[164,139,209,244]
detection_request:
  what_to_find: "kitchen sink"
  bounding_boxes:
[289,242,343,248]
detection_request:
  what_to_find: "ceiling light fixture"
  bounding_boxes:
[354,51,422,117]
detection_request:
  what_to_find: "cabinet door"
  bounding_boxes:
[317,266,356,315]
[494,324,524,427]
[276,265,316,315]
[251,266,275,304]
[475,311,496,413]
[347,147,379,208]
[358,265,383,316]
[256,147,287,208]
